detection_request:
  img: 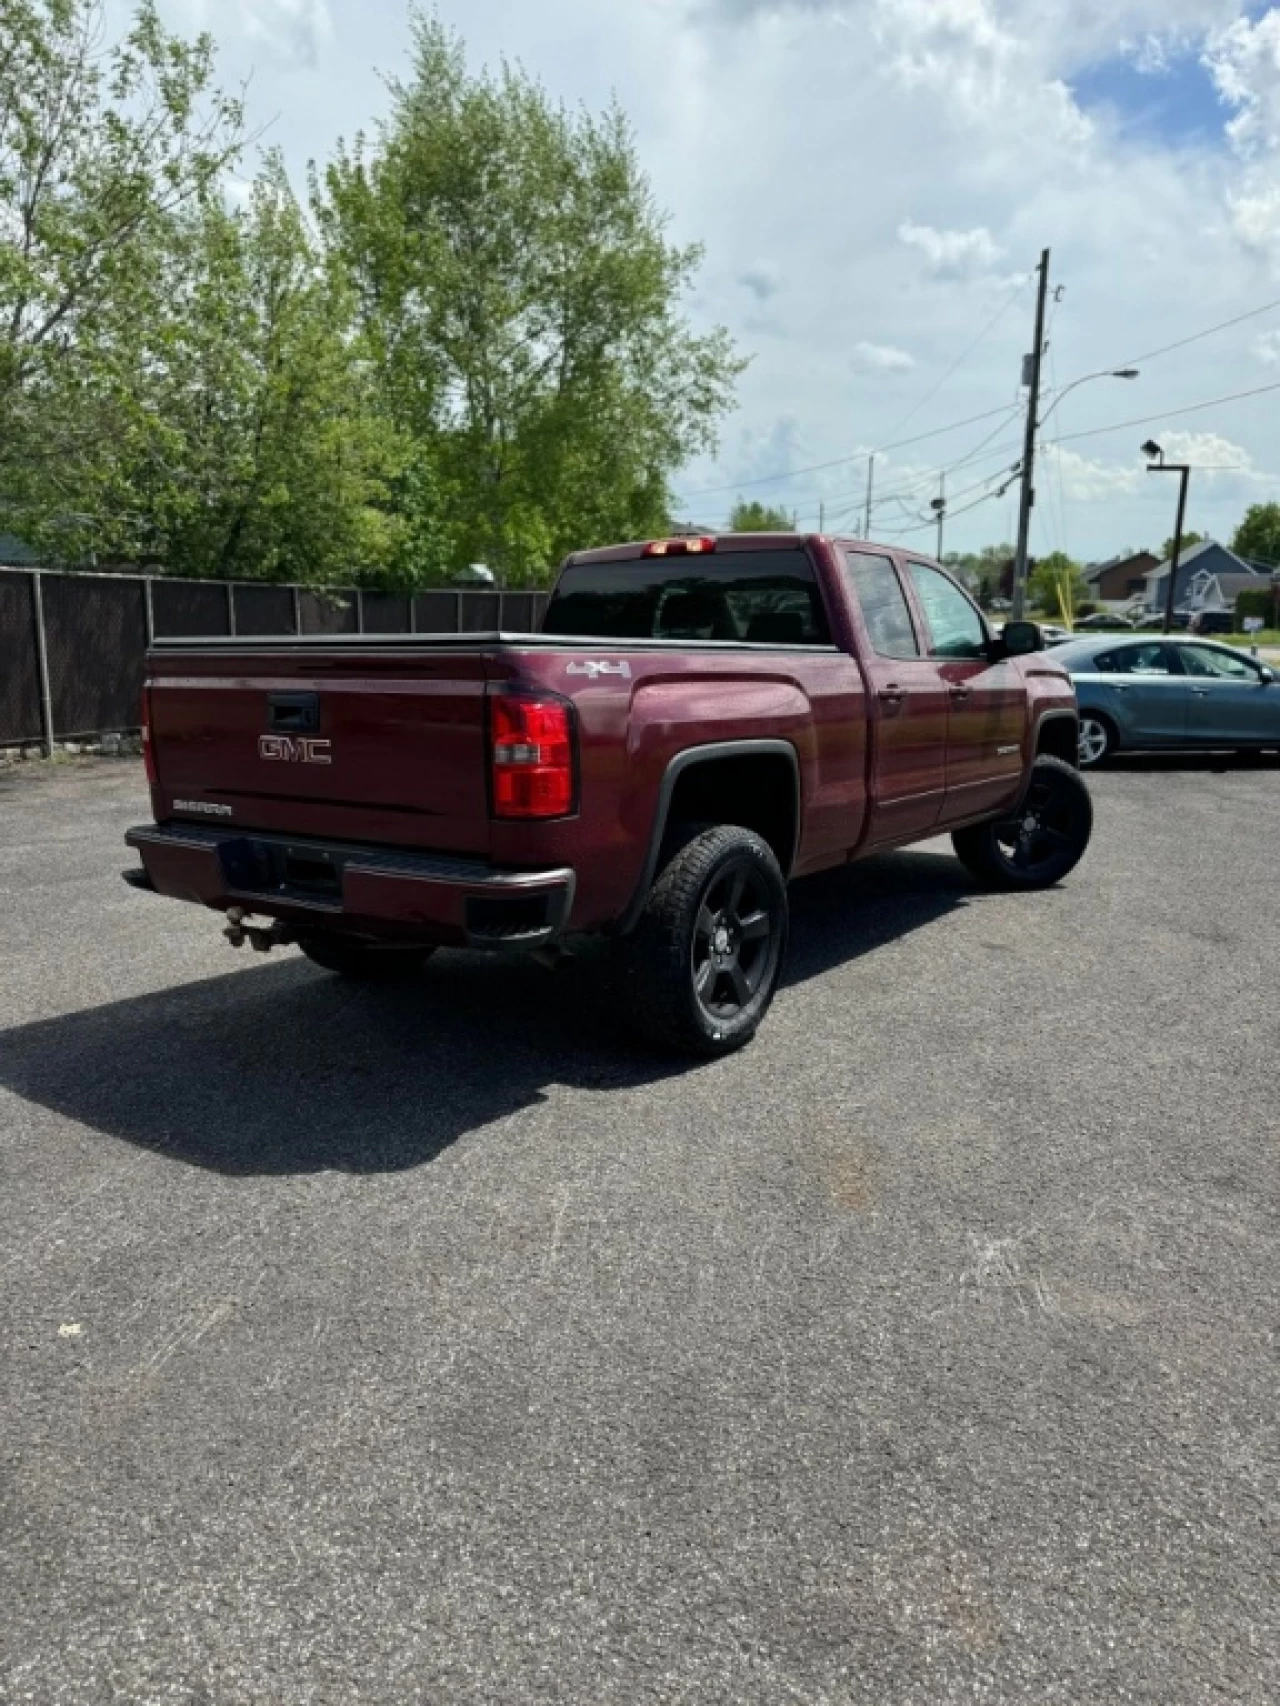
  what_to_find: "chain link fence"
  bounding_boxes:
[0,567,551,751]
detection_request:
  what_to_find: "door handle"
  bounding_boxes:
[878,684,903,702]
[948,684,972,700]
[1191,689,1209,697]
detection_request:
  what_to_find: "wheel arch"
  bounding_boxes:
[1035,708,1083,767]
[617,740,800,935]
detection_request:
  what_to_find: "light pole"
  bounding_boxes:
[1143,441,1191,635]
[1011,349,1140,619]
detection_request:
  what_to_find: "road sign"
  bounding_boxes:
[1244,616,1265,633]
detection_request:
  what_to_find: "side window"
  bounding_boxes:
[1177,644,1259,681]
[843,551,920,660]
[906,562,987,660]
[1094,644,1173,675]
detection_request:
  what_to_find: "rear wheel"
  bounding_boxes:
[952,756,1093,891]
[1077,712,1116,769]
[297,933,434,980]
[619,824,787,1056]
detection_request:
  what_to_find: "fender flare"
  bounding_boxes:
[616,738,801,935]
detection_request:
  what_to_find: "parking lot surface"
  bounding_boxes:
[2,759,1277,1705]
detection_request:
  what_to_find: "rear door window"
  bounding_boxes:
[544,550,831,644]
[843,551,920,659]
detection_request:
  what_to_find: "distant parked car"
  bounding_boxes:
[1055,635,1280,766]
[1074,612,1135,631]
[1187,611,1235,636]
[1038,624,1072,647]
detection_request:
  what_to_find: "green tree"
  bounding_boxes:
[729,499,793,531]
[1161,530,1205,560]
[0,0,245,552]
[944,542,1014,606]
[118,158,403,582]
[1232,505,1280,567]
[317,14,744,585]
[1028,550,1089,616]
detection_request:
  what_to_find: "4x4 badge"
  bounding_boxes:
[565,660,631,680]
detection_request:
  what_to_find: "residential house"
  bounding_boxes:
[1143,539,1262,615]
[1083,550,1158,603]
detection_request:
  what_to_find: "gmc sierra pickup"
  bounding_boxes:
[125,534,1091,1053]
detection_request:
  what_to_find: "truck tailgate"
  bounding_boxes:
[146,647,492,855]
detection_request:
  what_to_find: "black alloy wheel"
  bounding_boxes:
[952,755,1093,891]
[691,859,778,1025]
[621,824,789,1055]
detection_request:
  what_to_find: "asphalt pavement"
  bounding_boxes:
[1,757,1277,1705]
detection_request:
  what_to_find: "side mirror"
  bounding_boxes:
[1000,620,1044,658]
[1260,666,1275,684]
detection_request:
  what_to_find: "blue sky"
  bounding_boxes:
[1073,48,1230,150]
[124,0,1280,561]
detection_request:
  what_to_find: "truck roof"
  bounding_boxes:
[566,532,901,566]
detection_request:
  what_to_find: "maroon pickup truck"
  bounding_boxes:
[126,534,1090,1053]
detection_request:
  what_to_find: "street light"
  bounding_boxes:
[1144,442,1191,635]
[1012,367,1141,618]
[1037,367,1140,431]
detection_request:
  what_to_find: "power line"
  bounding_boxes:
[779,412,1026,524]
[675,400,1026,501]
[681,287,1280,509]
[1054,379,1280,448]
[1116,295,1280,372]
[875,268,1034,448]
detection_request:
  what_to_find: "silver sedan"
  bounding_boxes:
[1053,635,1280,767]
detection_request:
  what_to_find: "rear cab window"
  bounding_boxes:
[544,549,832,645]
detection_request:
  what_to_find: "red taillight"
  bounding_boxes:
[642,536,717,557]
[140,686,157,785]
[490,694,575,819]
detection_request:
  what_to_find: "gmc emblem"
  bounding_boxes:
[259,735,332,764]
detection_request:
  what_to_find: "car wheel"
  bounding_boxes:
[619,824,788,1056]
[1077,713,1115,769]
[298,934,435,979]
[952,756,1094,891]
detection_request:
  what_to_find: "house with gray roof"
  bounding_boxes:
[1143,540,1262,615]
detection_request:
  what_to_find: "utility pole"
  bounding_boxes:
[819,501,825,534]
[1011,249,1050,621]
[863,454,875,539]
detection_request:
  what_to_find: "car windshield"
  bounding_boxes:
[544,549,832,644]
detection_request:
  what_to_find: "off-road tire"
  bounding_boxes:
[297,934,435,980]
[619,824,788,1056]
[952,756,1093,891]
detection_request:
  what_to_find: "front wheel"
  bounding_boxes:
[1077,712,1116,769]
[297,933,435,980]
[952,756,1093,891]
[618,825,788,1056]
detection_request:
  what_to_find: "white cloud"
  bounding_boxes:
[1206,10,1280,158]
[852,340,916,374]
[898,220,1002,278]
[1040,446,1143,503]
[1257,330,1280,365]
[1154,430,1271,484]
